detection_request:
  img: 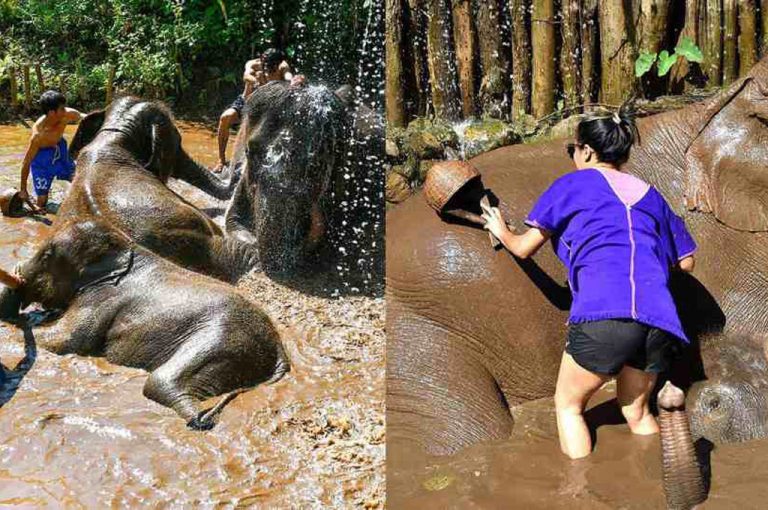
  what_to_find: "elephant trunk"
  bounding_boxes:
[658,381,707,510]
[175,150,238,200]
[0,286,22,320]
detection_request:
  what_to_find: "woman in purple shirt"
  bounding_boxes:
[482,112,696,459]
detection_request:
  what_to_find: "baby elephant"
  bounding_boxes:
[0,219,289,429]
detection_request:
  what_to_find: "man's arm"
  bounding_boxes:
[677,255,695,273]
[65,107,84,123]
[243,59,261,84]
[0,268,23,289]
[20,134,41,199]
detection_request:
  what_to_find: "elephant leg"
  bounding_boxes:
[142,332,230,430]
[387,311,514,456]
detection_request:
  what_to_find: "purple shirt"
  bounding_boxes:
[525,168,697,342]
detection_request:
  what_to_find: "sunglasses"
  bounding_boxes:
[566,142,583,159]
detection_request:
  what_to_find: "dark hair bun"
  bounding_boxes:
[576,110,637,166]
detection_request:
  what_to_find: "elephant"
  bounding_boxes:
[66,96,251,283]
[224,81,383,276]
[387,57,768,455]
[0,219,289,428]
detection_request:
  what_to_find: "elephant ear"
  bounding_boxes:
[75,249,134,294]
[70,109,106,159]
[145,117,179,182]
[684,75,768,231]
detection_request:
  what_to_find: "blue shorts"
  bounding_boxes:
[30,138,76,196]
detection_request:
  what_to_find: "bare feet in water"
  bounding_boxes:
[212,162,228,174]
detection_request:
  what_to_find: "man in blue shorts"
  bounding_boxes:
[19,90,84,212]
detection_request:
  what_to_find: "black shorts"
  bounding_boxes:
[565,319,680,376]
[229,94,246,117]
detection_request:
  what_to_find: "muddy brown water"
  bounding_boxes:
[389,381,768,509]
[0,121,384,507]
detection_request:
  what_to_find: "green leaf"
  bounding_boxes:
[657,50,679,77]
[675,36,703,63]
[635,51,657,77]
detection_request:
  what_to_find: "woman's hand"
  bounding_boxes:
[480,203,510,240]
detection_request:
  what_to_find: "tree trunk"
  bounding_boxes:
[738,0,758,76]
[59,75,67,97]
[425,0,462,120]
[669,0,699,91]
[105,65,116,106]
[581,0,598,105]
[9,66,18,109]
[452,0,477,117]
[34,64,45,93]
[636,0,670,56]
[476,0,510,118]
[510,0,531,118]
[560,0,581,109]
[762,0,768,57]
[531,0,555,118]
[407,0,430,117]
[722,0,738,84]
[700,0,722,86]
[598,0,635,104]
[387,0,408,127]
[23,65,32,112]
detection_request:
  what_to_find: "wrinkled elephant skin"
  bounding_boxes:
[0,219,288,427]
[65,97,252,282]
[387,58,768,455]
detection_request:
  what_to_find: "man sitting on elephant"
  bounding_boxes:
[213,48,306,174]
[481,112,697,459]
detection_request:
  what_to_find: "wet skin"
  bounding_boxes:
[67,97,248,283]
[387,57,768,455]
[0,219,289,428]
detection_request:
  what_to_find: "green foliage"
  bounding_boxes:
[634,37,703,79]
[0,0,374,110]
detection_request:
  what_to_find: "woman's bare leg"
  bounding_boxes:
[616,365,659,435]
[554,352,611,459]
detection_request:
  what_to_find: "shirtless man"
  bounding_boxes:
[213,49,306,173]
[19,90,84,212]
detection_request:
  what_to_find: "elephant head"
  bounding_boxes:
[70,97,236,199]
[682,59,768,231]
[686,334,768,443]
[225,82,352,273]
[0,220,133,318]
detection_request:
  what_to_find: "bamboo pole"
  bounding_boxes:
[762,0,768,57]
[723,0,738,84]
[510,0,531,118]
[386,0,407,126]
[738,0,758,76]
[34,63,45,93]
[580,0,598,105]
[408,0,431,116]
[598,0,635,104]
[476,0,509,118]
[701,0,722,86]
[9,66,18,109]
[560,0,581,109]
[105,64,116,105]
[669,0,699,91]
[23,65,32,112]
[531,0,555,118]
[636,0,670,57]
[452,0,476,117]
[425,0,462,120]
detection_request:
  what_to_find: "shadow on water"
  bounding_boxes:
[0,327,36,408]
